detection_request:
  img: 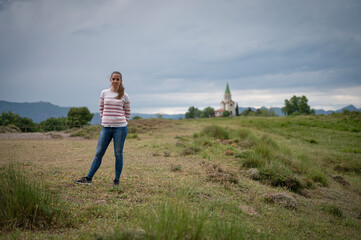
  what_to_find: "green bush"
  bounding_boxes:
[0,111,38,132]
[39,117,67,131]
[0,165,71,230]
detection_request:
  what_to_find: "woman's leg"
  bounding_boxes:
[113,126,128,180]
[86,127,112,179]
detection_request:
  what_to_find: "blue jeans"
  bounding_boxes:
[87,126,128,180]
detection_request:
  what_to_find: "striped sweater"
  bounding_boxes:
[99,89,131,127]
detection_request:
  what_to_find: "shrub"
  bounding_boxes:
[39,117,67,131]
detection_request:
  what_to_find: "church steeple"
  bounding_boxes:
[224,83,232,101]
[225,83,231,94]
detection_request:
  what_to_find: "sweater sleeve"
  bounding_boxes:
[123,93,131,122]
[99,90,105,119]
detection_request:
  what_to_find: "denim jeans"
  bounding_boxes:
[86,126,128,180]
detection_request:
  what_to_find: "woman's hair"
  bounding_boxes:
[111,71,125,99]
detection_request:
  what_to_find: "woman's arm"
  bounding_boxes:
[124,101,130,122]
[99,93,104,119]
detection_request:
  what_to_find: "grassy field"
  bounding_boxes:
[0,115,360,239]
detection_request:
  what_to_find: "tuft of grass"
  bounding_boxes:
[98,201,249,240]
[181,146,201,156]
[320,204,343,218]
[259,161,303,193]
[307,168,329,186]
[128,133,140,140]
[201,125,230,140]
[170,164,182,172]
[0,164,72,230]
[141,202,207,239]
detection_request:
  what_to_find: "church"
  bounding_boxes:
[215,83,236,117]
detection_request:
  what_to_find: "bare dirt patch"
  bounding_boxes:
[0,132,73,140]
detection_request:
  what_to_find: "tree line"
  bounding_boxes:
[0,107,93,132]
[185,95,314,119]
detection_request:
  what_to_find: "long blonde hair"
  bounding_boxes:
[111,71,125,99]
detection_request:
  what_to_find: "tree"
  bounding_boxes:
[67,107,93,128]
[0,111,38,132]
[185,106,202,119]
[241,108,255,116]
[200,107,215,118]
[39,117,67,131]
[282,95,315,115]
[235,103,239,116]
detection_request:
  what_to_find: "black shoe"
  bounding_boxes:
[74,177,92,185]
[113,179,120,186]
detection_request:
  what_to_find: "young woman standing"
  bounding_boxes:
[75,71,130,186]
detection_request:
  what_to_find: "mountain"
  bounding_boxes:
[0,100,184,124]
[0,100,70,123]
[335,104,359,113]
[90,113,184,125]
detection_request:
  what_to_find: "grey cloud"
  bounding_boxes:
[1,0,361,113]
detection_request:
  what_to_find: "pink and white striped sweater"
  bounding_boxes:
[99,89,130,127]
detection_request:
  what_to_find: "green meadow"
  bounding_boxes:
[0,114,360,239]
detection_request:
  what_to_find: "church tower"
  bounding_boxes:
[215,83,236,117]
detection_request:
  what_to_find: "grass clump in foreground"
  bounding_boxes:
[96,201,247,240]
[0,164,73,230]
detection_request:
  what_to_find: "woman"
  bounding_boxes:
[75,71,130,186]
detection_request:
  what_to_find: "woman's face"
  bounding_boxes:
[110,73,122,89]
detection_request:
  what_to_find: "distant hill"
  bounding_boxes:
[0,100,184,124]
[0,101,70,123]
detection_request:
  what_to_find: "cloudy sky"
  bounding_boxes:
[1,0,360,114]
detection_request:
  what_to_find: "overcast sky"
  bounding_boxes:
[1,0,360,114]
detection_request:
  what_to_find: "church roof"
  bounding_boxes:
[225,83,231,94]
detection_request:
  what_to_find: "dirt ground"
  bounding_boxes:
[0,132,73,140]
